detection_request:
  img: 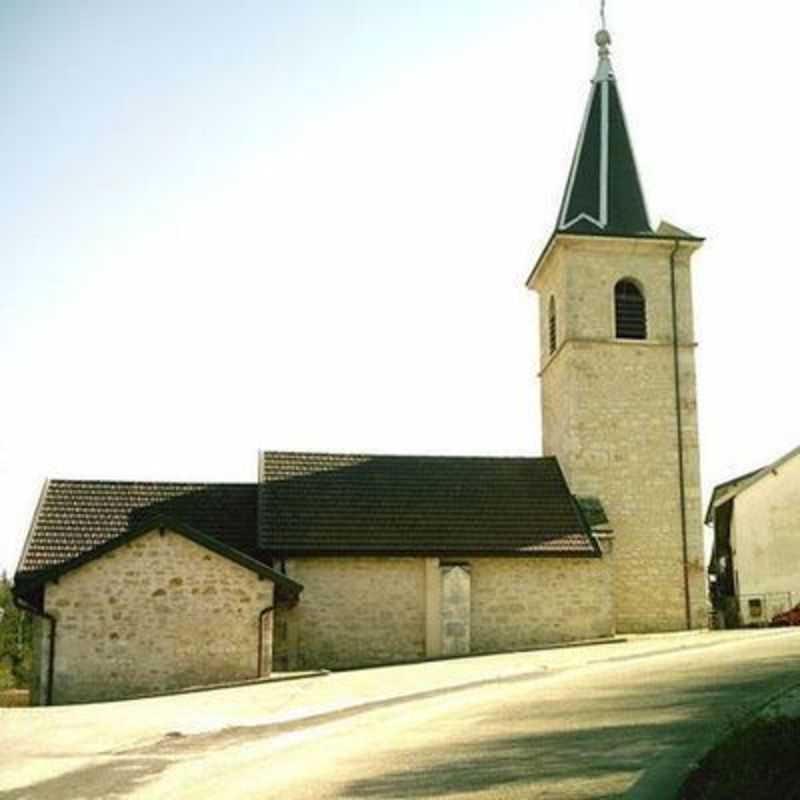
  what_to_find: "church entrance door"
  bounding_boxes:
[441,564,471,656]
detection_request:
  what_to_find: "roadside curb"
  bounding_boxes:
[147,629,800,749]
[622,635,800,799]
[624,679,800,800]
[130,666,557,753]
[96,669,331,706]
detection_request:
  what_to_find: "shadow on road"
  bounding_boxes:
[0,757,170,800]
[6,647,800,799]
[342,655,800,799]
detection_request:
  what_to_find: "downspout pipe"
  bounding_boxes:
[669,240,692,630]
[257,604,275,679]
[13,593,56,706]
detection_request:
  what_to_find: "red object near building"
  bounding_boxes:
[770,604,800,627]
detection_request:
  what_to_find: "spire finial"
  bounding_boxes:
[595,28,611,56]
[596,0,611,56]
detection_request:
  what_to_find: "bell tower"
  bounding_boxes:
[527,28,707,632]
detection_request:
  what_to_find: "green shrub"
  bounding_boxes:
[0,575,33,689]
[680,714,800,800]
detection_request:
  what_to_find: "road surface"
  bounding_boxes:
[6,630,800,799]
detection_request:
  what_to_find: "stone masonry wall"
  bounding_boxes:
[274,554,613,670]
[534,237,707,633]
[277,557,426,670]
[470,555,614,651]
[44,529,273,704]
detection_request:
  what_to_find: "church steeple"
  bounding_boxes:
[557,28,651,236]
[529,13,707,635]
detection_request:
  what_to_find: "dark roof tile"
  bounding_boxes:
[259,452,599,557]
[17,481,261,576]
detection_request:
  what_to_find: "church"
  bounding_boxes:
[13,27,708,705]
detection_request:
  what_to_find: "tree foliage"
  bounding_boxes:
[0,573,33,689]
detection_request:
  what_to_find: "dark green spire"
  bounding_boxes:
[557,30,651,236]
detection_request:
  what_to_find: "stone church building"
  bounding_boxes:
[13,28,708,705]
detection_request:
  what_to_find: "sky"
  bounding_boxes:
[2,1,799,576]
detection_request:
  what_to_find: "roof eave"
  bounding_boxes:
[526,229,706,289]
[266,547,602,560]
[15,479,50,578]
[710,446,800,517]
[15,515,303,602]
[526,231,558,289]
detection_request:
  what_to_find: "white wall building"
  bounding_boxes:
[707,446,800,626]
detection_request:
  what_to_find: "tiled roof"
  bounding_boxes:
[17,481,261,576]
[259,452,599,557]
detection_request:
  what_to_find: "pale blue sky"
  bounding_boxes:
[3,1,800,574]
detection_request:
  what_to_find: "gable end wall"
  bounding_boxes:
[731,454,800,622]
[43,529,273,704]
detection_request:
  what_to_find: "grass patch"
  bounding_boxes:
[0,688,30,707]
[679,714,800,799]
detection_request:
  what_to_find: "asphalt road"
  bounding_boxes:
[6,630,800,799]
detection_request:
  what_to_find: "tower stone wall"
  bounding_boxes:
[532,235,706,632]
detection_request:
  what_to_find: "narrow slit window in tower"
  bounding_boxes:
[614,280,646,340]
[548,296,557,354]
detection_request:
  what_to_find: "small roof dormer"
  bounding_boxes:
[556,29,651,237]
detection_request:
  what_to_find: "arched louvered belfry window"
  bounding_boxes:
[548,296,557,355]
[614,280,647,340]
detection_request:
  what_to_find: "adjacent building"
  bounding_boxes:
[706,446,800,627]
